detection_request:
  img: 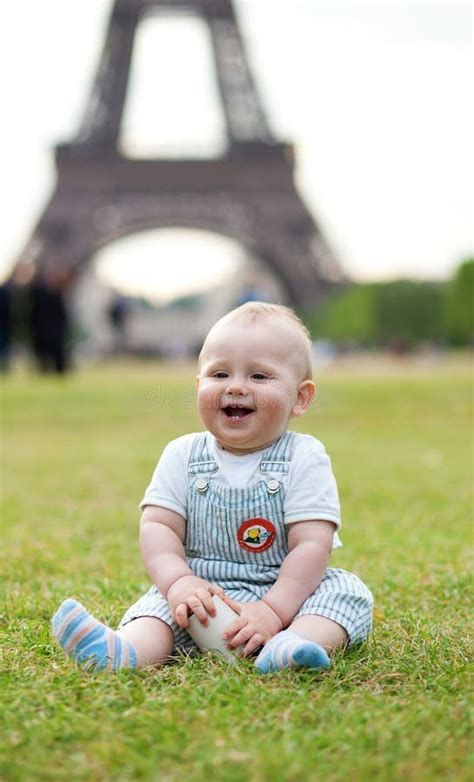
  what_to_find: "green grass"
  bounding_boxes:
[1,357,472,782]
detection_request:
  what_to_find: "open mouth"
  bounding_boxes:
[222,406,254,420]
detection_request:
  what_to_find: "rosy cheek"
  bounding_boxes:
[199,387,221,411]
[270,390,286,409]
[253,390,276,411]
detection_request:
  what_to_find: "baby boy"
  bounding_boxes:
[52,302,373,673]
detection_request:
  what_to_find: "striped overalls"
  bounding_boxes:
[120,432,373,650]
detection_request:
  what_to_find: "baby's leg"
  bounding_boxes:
[52,599,174,671]
[255,567,373,673]
[118,616,174,667]
[254,618,347,674]
[290,614,348,652]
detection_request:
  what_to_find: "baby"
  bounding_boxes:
[52,302,373,673]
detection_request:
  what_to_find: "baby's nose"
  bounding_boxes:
[222,386,251,406]
[224,377,247,395]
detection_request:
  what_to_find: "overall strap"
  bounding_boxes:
[260,431,296,475]
[188,432,219,476]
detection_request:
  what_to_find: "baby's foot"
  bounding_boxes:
[52,598,137,671]
[255,629,330,673]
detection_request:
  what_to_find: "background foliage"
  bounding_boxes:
[307,258,474,347]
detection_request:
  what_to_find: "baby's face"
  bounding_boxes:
[196,316,314,455]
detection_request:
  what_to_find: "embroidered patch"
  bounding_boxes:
[237,518,276,553]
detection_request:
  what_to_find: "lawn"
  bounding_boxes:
[1,356,472,782]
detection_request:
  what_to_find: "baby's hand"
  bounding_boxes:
[221,598,283,656]
[167,575,225,629]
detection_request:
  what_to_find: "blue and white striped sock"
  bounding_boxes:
[255,630,330,673]
[52,598,138,672]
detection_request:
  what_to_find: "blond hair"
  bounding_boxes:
[199,301,313,380]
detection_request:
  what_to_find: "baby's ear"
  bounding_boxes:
[292,381,315,417]
[195,374,200,389]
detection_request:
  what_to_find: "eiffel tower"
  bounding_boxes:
[16,0,342,307]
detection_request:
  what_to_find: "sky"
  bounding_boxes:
[1,0,472,302]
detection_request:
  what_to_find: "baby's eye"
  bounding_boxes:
[213,371,229,379]
[251,372,269,381]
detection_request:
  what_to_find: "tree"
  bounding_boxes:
[308,284,376,343]
[444,258,474,344]
[309,279,447,346]
[374,281,445,345]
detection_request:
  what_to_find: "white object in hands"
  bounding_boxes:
[187,595,241,662]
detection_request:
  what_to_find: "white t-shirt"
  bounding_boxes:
[141,431,342,547]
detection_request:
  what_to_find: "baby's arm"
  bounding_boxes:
[223,520,335,654]
[262,520,335,626]
[140,506,225,627]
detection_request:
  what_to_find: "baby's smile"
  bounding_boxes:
[222,404,255,421]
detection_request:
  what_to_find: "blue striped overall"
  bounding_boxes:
[120,432,373,650]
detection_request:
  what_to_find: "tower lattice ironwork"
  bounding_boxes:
[16,0,343,306]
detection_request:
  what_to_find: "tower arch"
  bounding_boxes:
[14,0,343,308]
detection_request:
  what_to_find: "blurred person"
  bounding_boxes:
[52,302,373,672]
[107,293,130,355]
[234,275,270,307]
[0,283,11,372]
[30,271,70,374]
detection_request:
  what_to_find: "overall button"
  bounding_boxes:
[266,479,280,494]
[195,478,209,493]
